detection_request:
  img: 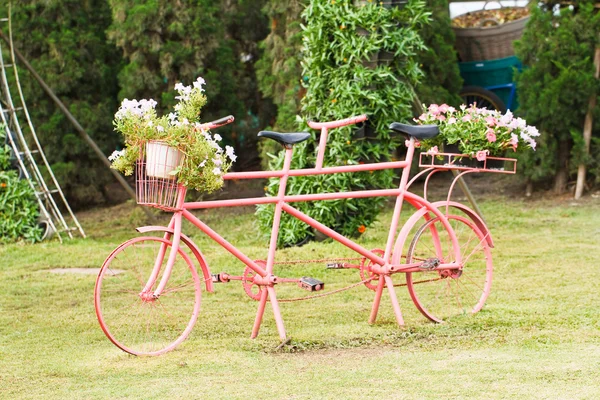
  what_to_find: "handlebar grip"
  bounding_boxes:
[206,115,235,128]
[307,114,368,130]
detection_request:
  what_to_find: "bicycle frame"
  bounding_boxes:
[145,114,463,341]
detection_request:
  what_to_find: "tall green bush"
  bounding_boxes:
[256,0,430,247]
[415,0,463,107]
[0,130,42,243]
[515,1,600,193]
[255,0,305,168]
[108,0,273,171]
[3,0,122,207]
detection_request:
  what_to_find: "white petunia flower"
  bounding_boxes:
[225,145,237,162]
[526,125,540,137]
[193,77,206,90]
[212,167,221,175]
[213,134,222,141]
[108,149,126,162]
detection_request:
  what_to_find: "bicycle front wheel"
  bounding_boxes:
[406,215,493,323]
[95,236,201,356]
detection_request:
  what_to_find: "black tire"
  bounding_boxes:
[459,86,507,113]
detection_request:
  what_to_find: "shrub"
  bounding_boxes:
[0,130,42,243]
[515,1,600,193]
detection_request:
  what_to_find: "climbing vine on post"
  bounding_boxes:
[256,0,429,247]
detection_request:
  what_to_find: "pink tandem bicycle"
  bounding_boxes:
[94,114,516,356]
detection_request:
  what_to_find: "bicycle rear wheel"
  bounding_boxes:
[95,236,201,356]
[406,215,492,323]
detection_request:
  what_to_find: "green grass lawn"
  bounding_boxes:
[1,195,599,399]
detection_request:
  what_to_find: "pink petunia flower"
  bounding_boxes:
[486,129,497,143]
[426,146,439,156]
[437,115,446,121]
[509,134,519,151]
[485,116,497,126]
[448,117,457,125]
[476,150,489,162]
[428,104,440,116]
[439,104,449,113]
[462,114,472,122]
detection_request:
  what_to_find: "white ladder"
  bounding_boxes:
[0,7,85,242]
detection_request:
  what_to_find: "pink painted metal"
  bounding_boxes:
[135,225,214,292]
[95,113,511,356]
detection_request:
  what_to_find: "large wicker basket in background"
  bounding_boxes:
[453,10,529,62]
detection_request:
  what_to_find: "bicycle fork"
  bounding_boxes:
[141,192,187,302]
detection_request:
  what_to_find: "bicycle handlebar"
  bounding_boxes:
[307,114,368,130]
[197,115,235,130]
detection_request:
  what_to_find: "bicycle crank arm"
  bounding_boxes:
[326,262,361,270]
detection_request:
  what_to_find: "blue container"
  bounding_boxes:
[459,56,522,110]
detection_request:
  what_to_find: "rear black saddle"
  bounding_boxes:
[389,122,440,140]
[257,131,311,148]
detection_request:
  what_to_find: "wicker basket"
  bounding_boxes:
[135,142,186,211]
[453,9,529,62]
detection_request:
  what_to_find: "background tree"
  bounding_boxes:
[255,0,305,168]
[415,0,463,107]
[256,0,430,247]
[108,0,273,172]
[1,0,122,207]
[515,1,600,194]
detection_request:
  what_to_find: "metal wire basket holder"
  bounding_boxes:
[135,140,186,211]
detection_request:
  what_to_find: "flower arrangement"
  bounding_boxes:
[109,77,235,193]
[415,104,540,161]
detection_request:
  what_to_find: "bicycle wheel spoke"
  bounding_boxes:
[161,279,197,296]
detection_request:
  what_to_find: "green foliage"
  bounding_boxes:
[415,0,463,107]
[256,1,305,132]
[255,1,306,168]
[108,0,273,172]
[256,0,430,247]
[3,0,122,207]
[515,1,600,187]
[0,130,42,243]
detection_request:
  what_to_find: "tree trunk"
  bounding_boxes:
[554,139,570,195]
[574,45,600,199]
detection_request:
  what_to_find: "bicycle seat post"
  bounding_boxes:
[251,144,295,341]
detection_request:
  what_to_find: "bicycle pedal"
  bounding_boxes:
[326,262,345,269]
[212,273,230,283]
[298,277,324,292]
